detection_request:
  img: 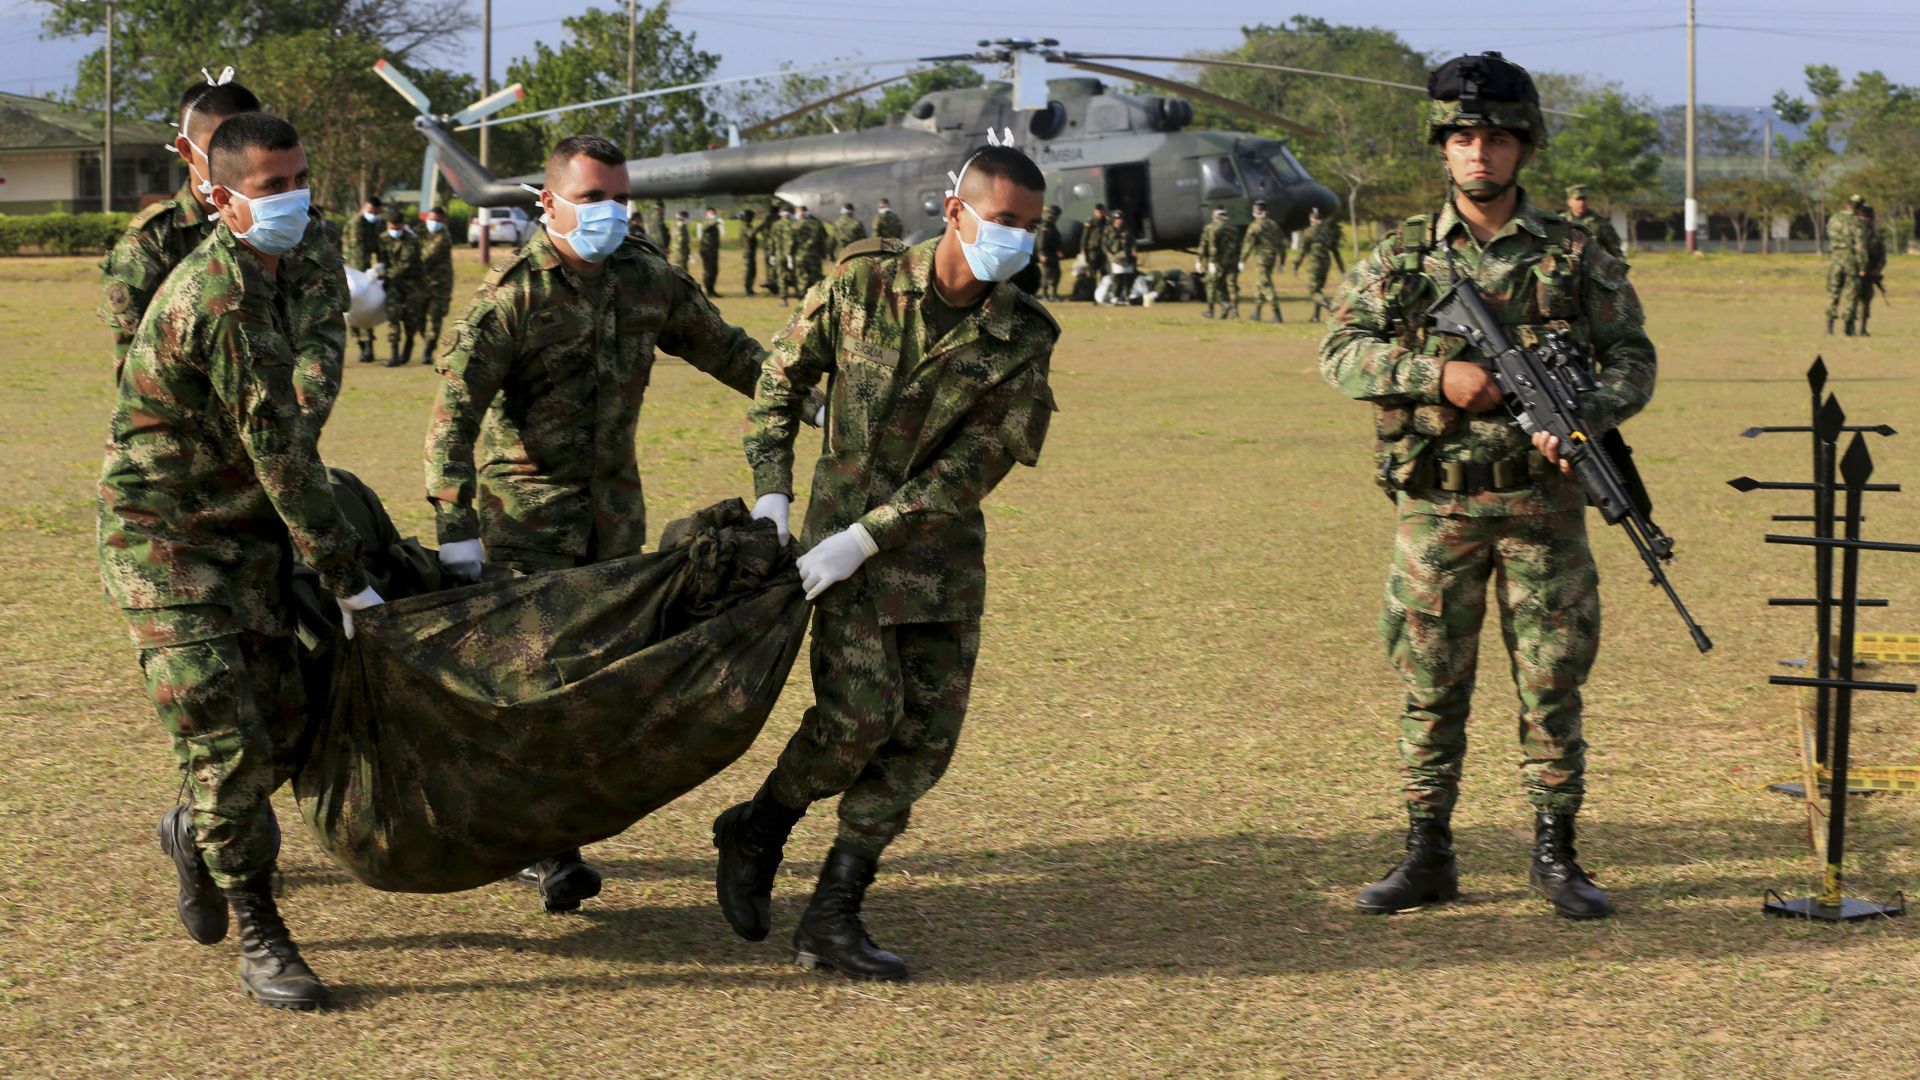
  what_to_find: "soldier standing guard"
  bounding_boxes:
[1101,208,1137,304]
[789,205,830,293]
[1845,202,1886,337]
[378,207,425,367]
[718,144,1058,982]
[670,209,694,270]
[419,206,455,366]
[425,136,821,912]
[1824,194,1864,335]
[649,198,669,253]
[769,204,795,304]
[699,207,724,296]
[871,197,904,240]
[1198,206,1242,319]
[1320,52,1657,921]
[1075,203,1109,300]
[1036,204,1064,301]
[100,75,348,426]
[739,207,764,295]
[100,113,382,1012]
[1241,199,1285,323]
[1563,185,1623,258]
[1294,205,1346,323]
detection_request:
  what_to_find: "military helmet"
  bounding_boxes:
[1426,52,1547,150]
[1045,204,1061,218]
[1847,193,1865,206]
[1566,184,1589,201]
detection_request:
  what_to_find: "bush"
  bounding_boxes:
[0,211,134,256]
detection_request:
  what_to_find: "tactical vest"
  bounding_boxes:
[1371,211,1592,493]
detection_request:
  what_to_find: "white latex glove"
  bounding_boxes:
[438,538,485,582]
[337,585,385,641]
[751,492,792,546]
[1238,262,1245,272]
[1194,260,1205,272]
[796,524,877,600]
[815,405,827,427]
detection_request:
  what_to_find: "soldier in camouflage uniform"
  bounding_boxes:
[669,209,694,270]
[1294,206,1346,322]
[871,198,904,241]
[789,205,831,294]
[98,114,379,1011]
[1101,208,1138,304]
[1240,199,1286,323]
[1563,185,1623,258]
[739,207,764,295]
[1321,52,1655,922]
[716,145,1058,982]
[378,207,425,367]
[770,205,795,303]
[1845,202,1886,337]
[1036,204,1064,301]
[419,206,456,366]
[1825,194,1864,335]
[99,80,349,434]
[426,136,814,910]
[1074,203,1109,300]
[831,202,868,258]
[648,199,669,251]
[1197,206,1243,319]
[345,197,386,365]
[699,207,724,296]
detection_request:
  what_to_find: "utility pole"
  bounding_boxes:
[626,0,638,153]
[1685,0,1698,254]
[478,0,493,263]
[102,1,114,212]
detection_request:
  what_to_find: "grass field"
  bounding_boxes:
[3,248,1919,1077]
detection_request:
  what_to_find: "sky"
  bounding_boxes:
[2,0,1918,113]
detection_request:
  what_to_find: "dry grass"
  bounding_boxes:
[3,249,1919,1077]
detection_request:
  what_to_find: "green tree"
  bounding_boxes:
[1774,66,1846,251]
[498,5,717,163]
[1528,89,1663,210]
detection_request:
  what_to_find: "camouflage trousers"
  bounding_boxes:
[139,626,303,887]
[797,258,825,294]
[743,243,760,294]
[1381,505,1600,820]
[1040,259,1062,299]
[1845,276,1876,324]
[769,599,981,858]
[1206,267,1239,309]
[1248,257,1280,307]
[425,291,451,346]
[700,252,720,296]
[1826,264,1856,319]
[1304,256,1335,307]
[386,294,423,351]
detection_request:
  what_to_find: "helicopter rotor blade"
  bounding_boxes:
[1055,58,1322,139]
[1069,52,1587,119]
[456,57,931,132]
[738,72,917,141]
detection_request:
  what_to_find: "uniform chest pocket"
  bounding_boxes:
[1533,251,1582,320]
[525,308,591,377]
[616,316,658,390]
[830,343,901,451]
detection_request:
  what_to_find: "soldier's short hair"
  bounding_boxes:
[843,202,855,212]
[954,145,1047,197]
[1252,200,1267,210]
[179,82,261,142]
[207,112,300,187]
[1094,203,1106,211]
[386,207,408,225]
[366,195,385,209]
[424,205,446,218]
[545,135,625,186]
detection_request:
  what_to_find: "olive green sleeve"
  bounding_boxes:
[99,229,171,364]
[744,277,838,499]
[657,263,767,398]
[425,295,517,543]
[1574,247,1657,435]
[1318,241,1445,405]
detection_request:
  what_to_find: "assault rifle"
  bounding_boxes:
[1426,277,1713,653]
[1866,272,1891,308]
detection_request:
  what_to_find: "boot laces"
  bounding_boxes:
[233,892,302,963]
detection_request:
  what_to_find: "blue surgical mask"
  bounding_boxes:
[363,211,380,223]
[956,199,1034,283]
[527,184,628,263]
[223,186,311,256]
[386,227,404,238]
[426,219,445,233]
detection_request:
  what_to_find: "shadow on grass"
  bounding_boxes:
[303,816,1912,1004]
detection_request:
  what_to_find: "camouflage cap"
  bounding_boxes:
[1426,51,1547,149]
[1566,184,1589,200]
[1847,194,1865,206]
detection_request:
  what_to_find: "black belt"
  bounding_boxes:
[1408,451,1549,494]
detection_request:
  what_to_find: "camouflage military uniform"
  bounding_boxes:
[871,206,904,241]
[1075,214,1109,298]
[670,218,694,270]
[1197,217,1243,317]
[1567,211,1622,259]
[743,213,768,295]
[1295,217,1346,317]
[699,216,723,296]
[100,185,348,427]
[98,225,369,887]
[744,237,1058,855]
[344,211,382,271]
[420,223,456,351]
[1036,211,1063,301]
[769,215,795,300]
[1101,221,1137,302]
[790,215,830,293]
[378,226,426,358]
[1319,193,1656,820]
[831,211,867,258]
[426,229,767,572]
[648,205,670,250]
[1825,208,1862,326]
[1845,213,1886,332]
[1241,215,1286,320]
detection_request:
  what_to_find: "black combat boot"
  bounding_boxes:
[1859,317,1871,337]
[1529,811,1612,920]
[516,850,603,913]
[792,845,909,982]
[421,339,436,366]
[226,874,327,1010]
[157,805,227,944]
[712,776,806,941]
[356,335,374,363]
[1827,316,1836,335]
[1309,302,1323,324]
[1250,301,1265,323]
[400,336,415,366]
[1354,818,1460,914]
[1845,318,1856,336]
[1203,304,1216,319]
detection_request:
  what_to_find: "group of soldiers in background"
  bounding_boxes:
[341,194,454,367]
[1825,193,1888,336]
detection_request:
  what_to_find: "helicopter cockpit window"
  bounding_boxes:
[1200,157,1243,200]
[1236,154,1282,200]
[1267,146,1305,184]
[1028,101,1068,141]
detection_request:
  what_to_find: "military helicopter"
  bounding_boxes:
[387,39,1450,254]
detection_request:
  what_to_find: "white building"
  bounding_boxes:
[0,91,181,214]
